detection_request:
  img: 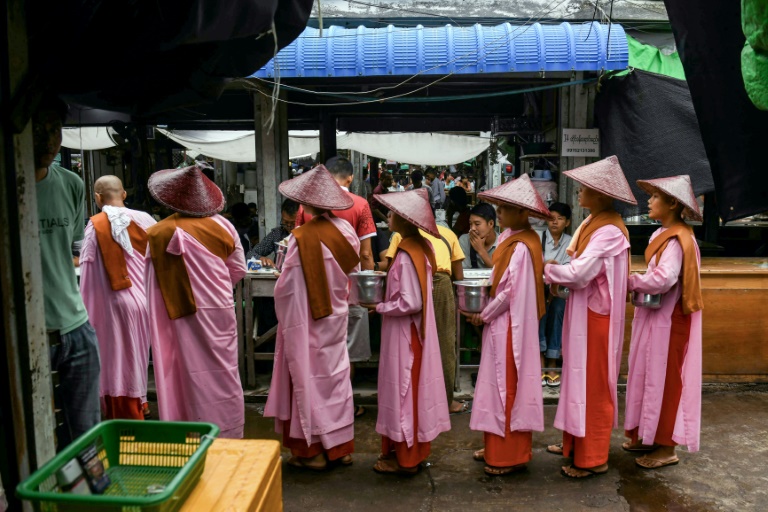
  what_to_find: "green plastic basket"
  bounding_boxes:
[17,420,219,512]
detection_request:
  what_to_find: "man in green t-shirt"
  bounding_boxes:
[34,95,100,449]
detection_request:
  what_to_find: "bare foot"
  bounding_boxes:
[561,463,608,478]
[622,440,655,452]
[338,454,353,465]
[473,448,485,461]
[546,443,564,455]
[287,453,327,471]
[450,400,471,414]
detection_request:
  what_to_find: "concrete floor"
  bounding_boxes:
[237,388,768,512]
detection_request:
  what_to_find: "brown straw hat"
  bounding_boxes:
[563,155,638,205]
[477,174,552,220]
[278,164,354,211]
[373,188,440,237]
[148,164,226,217]
[636,174,703,222]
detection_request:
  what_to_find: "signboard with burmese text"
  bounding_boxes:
[561,128,600,157]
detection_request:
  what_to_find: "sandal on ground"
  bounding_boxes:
[621,441,656,453]
[372,459,419,475]
[635,456,679,469]
[546,443,564,455]
[355,405,367,418]
[541,374,548,386]
[546,375,561,387]
[560,464,608,479]
[473,448,485,462]
[336,454,353,466]
[450,400,472,415]
[484,464,526,476]
[287,456,327,472]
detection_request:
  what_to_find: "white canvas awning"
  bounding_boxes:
[61,127,119,151]
[155,128,491,165]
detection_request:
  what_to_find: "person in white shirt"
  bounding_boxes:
[539,202,572,387]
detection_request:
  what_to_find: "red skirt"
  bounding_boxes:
[563,309,613,468]
[102,396,144,420]
[626,300,691,447]
[483,326,532,467]
[381,323,431,469]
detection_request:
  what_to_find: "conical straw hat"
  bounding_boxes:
[477,174,552,220]
[372,188,439,237]
[278,164,354,211]
[148,164,225,217]
[636,174,703,222]
[563,155,638,205]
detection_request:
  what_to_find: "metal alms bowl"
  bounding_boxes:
[632,291,663,309]
[274,243,288,271]
[349,271,387,304]
[454,280,492,313]
[551,284,570,299]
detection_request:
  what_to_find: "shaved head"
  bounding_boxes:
[94,175,126,208]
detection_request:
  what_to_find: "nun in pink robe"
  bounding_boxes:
[80,205,156,419]
[624,230,702,452]
[371,188,450,474]
[264,216,360,462]
[145,165,246,438]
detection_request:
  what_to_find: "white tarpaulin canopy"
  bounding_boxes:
[155,128,491,164]
[61,127,119,150]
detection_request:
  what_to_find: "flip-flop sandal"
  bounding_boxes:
[484,464,526,476]
[546,443,564,455]
[635,456,679,469]
[373,459,419,475]
[450,400,473,415]
[472,449,485,461]
[355,405,367,418]
[546,375,561,387]
[622,441,656,453]
[336,454,353,466]
[541,374,548,386]
[287,456,327,472]
[560,464,608,479]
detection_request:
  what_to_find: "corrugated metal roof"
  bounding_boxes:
[252,22,628,78]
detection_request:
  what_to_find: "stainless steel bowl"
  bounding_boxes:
[632,291,662,309]
[454,280,491,312]
[551,284,570,299]
[349,271,387,304]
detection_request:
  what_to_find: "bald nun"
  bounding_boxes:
[78,175,157,419]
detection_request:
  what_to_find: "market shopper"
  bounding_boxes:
[369,188,451,475]
[459,203,499,269]
[79,175,156,420]
[462,175,548,476]
[371,171,393,222]
[382,213,467,415]
[145,164,247,438]
[426,169,446,209]
[447,186,471,237]
[245,198,298,266]
[624,175,703,469]
[34,94,101,449]
[264,165,361,470]
[544,156,636,478]
[539,202,573,387]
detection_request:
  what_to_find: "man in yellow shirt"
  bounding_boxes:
[382,218,468,414]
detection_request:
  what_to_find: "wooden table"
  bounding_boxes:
[624,256,768,382]
[180,439,282,511]
[242,273,278,388]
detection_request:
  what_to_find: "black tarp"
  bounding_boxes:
[26,0,313,116]
[595,69,714,216]
[663,0,768,222]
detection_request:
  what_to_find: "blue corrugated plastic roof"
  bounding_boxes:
[252,22,628,78]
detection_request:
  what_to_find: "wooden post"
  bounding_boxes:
[320,112,337,164]
[1,1,56,507]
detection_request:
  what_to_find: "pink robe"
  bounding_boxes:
[625,228,702,451]
[470,228,544,436]
[146,214,246,438]
[375,248,451,446]
[544,222,630,437]
[80,208,156,400]
[264,215,360,448]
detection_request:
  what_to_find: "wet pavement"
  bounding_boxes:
[237,387,768,512]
